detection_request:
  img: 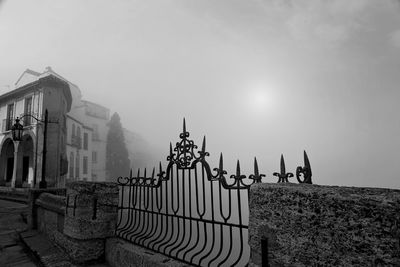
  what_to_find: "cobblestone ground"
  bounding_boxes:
[0,199,38,267]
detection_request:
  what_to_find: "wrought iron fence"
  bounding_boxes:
[116,120,312,266]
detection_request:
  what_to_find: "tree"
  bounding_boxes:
[106,112,130,181]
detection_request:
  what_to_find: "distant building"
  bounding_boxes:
[81,100,109,181]
[0,67,110,188]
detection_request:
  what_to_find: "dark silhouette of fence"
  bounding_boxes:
[115,120,312,266]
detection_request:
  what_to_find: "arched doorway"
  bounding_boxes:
[20,135,34,186]
[0,138,16,186]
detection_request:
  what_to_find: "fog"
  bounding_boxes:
[1,0,400,189]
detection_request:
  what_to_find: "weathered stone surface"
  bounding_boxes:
[36,206,65,244]
[66,181,118,195]
[55,182,120,263]
[36,193,65,214]
[105,238,190,267]
[54,230,105,263]
[64,216,116,240]
[27,188,66,229]
[64,182,118,240]
[249,183,400,267]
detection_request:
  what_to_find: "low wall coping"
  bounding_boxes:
[35,192,65,215]
[249,183,400,266]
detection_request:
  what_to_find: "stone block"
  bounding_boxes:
[249,183,400,267]
[58,181,119,263]
[54,230,104,263]
[64,182,118,240]
[105,238,190,267]
[63,216,116,240]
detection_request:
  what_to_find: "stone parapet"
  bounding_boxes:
[28,188,66,229]
[61,181,119,263]
[36,193,65,241]
[105,238,190,267]
[249,183,400,266]
[0,186,30,203]
[54,230,105,264]
[35,192,65,215]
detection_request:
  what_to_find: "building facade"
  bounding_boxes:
[81,100,109,181]
[0,73,72,187]
[0,67,110,188]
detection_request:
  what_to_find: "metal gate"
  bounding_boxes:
[115,120,312,266]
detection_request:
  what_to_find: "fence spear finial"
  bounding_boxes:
[296,150,313,184]
[254,157,259,176]
[250,157,265,183]
[159,161,163,173]
[280,154,286,174]
[169,142,173,157]
[129,168,133,178]
[137,168,140,178]
[236,160,241,176]
[219,153,224,170]
[144,168,147,178]
[201,136,206,153]
[151,167,155,178]
[183,118,186,133]
[304,150,311,170]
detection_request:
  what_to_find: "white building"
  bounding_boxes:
[0,72,72,187]
[0,67,110,187]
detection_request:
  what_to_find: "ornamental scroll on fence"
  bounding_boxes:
[115,119,312,266]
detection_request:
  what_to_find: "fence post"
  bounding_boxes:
[262,237,269,267]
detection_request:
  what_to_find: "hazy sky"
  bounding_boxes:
[0,0,399,189]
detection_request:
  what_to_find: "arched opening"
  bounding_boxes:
[20,134,34,186]
[0,138,15,186]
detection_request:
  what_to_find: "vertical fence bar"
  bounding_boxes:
[262,237,269,267]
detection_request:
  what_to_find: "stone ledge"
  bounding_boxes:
[249,183,400,266]
[36,193,65,215]
[66,182,118,195]
[0,187,29,203]
[63,216,116,240]
[54,230,105,264]
[20,230,73,267]
[20,230,111,267]
[105,238,191,267]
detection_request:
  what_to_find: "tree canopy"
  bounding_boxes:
[106,112,130,180]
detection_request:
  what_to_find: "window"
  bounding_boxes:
[6,103,14,130]
[24,97,32,126]
[92,124,99,140]
[71,124,75,143]
[83,156,88,174]
[75,154,80,179]
[92,151,97,163]
[83,133,88,150]
[69,152,74,179]
[77,126,81,148]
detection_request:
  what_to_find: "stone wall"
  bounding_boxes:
[36,192,65,240]
[31,182,119,264]
[249,183,400,266]
[106,238,190,267]
[28,188,66,229]
[0,187,30,203]
[60,181,118,263]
